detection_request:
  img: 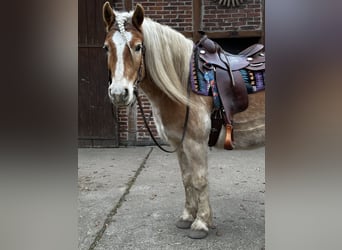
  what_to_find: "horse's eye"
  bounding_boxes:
[135,44,142,52]
[103,45,109,52]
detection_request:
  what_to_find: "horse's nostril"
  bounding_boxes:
[108,86,130,104]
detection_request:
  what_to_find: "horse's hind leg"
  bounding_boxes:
[176,140,212,239]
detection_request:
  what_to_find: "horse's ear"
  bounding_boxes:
[132,4,144,30]
[103,1,115,32]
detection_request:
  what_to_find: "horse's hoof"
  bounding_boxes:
[188,229,209,239]
[175,219,192,229]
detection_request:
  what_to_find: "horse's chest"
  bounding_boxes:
[149,103,168,141]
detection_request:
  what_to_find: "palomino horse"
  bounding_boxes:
[102,2,261,239]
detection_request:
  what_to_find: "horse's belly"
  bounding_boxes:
[233,90,265,148]
[216,90,265,149]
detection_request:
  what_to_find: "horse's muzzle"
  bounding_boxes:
[108,87,134,106]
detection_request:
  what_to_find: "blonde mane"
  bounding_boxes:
[141,18,194,105]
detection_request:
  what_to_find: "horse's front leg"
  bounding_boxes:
[175,149,197,228]
[176,139,212,239]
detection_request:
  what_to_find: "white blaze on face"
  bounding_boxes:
[112,31,132,82]
[108,30,133,104]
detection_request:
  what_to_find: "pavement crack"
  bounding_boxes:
[88,147,153,250]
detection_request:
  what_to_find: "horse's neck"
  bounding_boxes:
[140,77,166,108]
[141,19,193,107]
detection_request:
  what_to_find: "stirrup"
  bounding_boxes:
[224,124,234,150]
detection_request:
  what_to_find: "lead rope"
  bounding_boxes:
[134,82,190,153]
[133,46,191,153]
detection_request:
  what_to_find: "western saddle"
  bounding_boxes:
[194,34,265,149]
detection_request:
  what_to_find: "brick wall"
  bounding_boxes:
[112,0,124,10]
[133,0,193,32]
[112,0,264,146]
[202,0,263,32]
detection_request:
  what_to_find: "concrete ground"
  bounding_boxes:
[78,146,265,250]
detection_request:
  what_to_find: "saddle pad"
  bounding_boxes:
[240,69,265,94]
[190,55,221,108]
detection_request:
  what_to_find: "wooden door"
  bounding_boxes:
[78,0,119,147]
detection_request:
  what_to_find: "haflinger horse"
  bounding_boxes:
[102,2,230,239]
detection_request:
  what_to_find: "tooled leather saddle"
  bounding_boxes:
[191,34,265,149]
